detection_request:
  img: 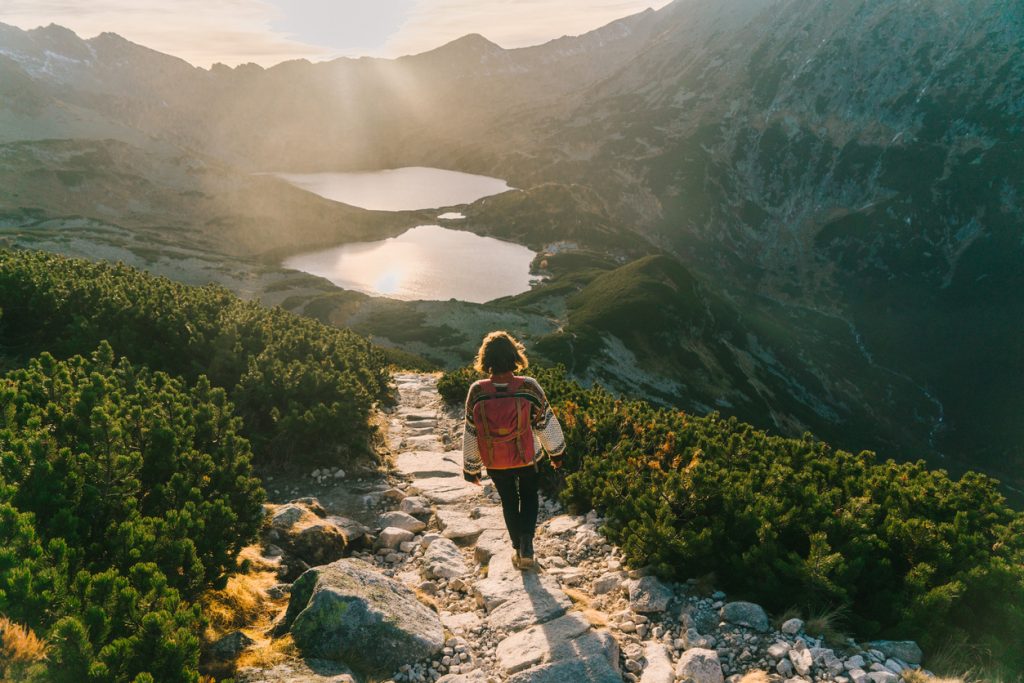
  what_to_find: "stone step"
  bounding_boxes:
[407,477,483,505]
[403,434,443,450]
[495,612,619,676]
[395,450,463,479]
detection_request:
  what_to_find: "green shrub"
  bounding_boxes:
[0,345,264,681]
[439,365,1024,675]
[0,250,391,465]
[436,367,481,405]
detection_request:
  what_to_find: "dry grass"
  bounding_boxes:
[900,672,967,683]
[414,588,441,613]
[234,634,299,671]
[200,567,277,638]
[579,609,610,628]
[738,671,771,683]
[198,545,291,679]
[0,616,48,664]
[563,587,593,606]
[803,607,848,648]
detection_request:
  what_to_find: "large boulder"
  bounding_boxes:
[264,500,350,571]
[719,601,769,632]
[675,648,724,683]
[863,641,923,665]
[279,559,444,677]
[290,523,349,566]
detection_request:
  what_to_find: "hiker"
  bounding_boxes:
[462,331,566,569]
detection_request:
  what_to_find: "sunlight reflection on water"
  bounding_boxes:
[283,225,536,303]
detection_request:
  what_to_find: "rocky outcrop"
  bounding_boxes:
[262,498,355,578]
[279,559,444,678]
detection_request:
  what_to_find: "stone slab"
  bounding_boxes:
[408,477,482,505]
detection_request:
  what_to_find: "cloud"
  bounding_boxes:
[384,0,673,56]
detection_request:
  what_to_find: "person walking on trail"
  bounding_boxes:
[462,331,566,570]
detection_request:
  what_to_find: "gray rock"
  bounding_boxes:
[863,641,923,665]
[375,526,415,550]
[776,659,794,677]
[210,630,254,660]
[485,582,573,633]
[399,495,433,518]
[847,669,869,683]
[593,571,627,595]
[378,510,427,534]
[473,529,510,564]
[675,648,724,683]
[495,612,618,674]
[280,559,444,677]
[423,537,469,579]
[868,673,899,683]
[719,601,769,632]
[545,515,584,534]
[506,656,622,683]
[436,672,487,683]
[326,516,371,548]
[781,618,804,635]
[844,655,866,670]
[789,646,813,676]
[768,642,791,659]
[236,658,359,683]
[640,642,675,683]
[408,476,482,504]
[436,509,484,545]
[682,627,711,649]
[628,575,674,613]
[394,450,463,479]
[883,658,905,674]
[289,523,349,566]
[270,503,313,529]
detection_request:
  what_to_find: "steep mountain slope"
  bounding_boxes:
[534,0,1024,484]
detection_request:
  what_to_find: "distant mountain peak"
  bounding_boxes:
[431,32,503,56]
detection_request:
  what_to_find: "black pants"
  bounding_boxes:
[489,465,539,548]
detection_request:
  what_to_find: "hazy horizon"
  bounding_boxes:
[0,0,674,68]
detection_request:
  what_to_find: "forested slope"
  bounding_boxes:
[0,249,395,681]
[0,249,392,465]
[440,367,1024,676]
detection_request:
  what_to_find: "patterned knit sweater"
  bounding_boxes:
[462,374,566,479]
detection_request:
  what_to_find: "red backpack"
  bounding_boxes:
[472,377,536,470]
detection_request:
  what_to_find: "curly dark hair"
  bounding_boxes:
[473,330,529,375]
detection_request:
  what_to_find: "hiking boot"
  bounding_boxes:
[519,534,535,569]
[512,549,522,569]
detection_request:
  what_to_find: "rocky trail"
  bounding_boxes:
[237,373,931,683]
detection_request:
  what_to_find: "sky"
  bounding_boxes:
[0,0,673,68]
